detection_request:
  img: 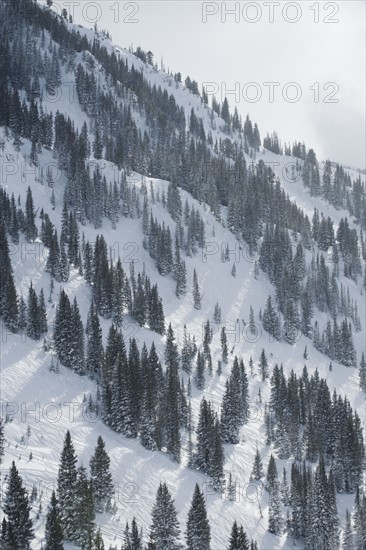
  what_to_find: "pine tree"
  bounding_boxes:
[227,521,250,550]
[26,282,40,340]
[165,360,181,463]
[0,417,4,465]
[165,323,180,370]
[194,351,205,390]
[213,302,221,324]
[38,287,48,335]
[93,529,105,550]
[221,327,228,363]
[130,517,143,550]
[57,431,78,541]
[251,448,264,480]
[44,491,64,550]
[186,483,211,550]
[281,468,290,506]
[262,296,281,341]
[74,465,95,546]
[25,186,37,242]
[359,352,366,392]
[342,509,354,550]
[265,454,278,493]
[268,481,282,535]
[89,436,113,513]
[86,302,104,380]
[150,483,182,550]
[3,461,34,549]
[193,269,201,309]
[211,418,224,491]
[258,348,269,381]
[227,473,236,502]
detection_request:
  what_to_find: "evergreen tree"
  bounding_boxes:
[262,296,281,341]
[44,491,64,550]
[251,448,264,480]
[186,483,211,550]
[86,302,104,380]
[194,351,205,390]
[165,323,180,370]
[3,461,34,549]
[38,287,48,335]
[89,436,113,513]
[193,269,201,309]
[359,352,366,392]
[221,327,228,363]
[57,431,78,541]
[150,483,182,550]
[268,480,282,535]
[26,282,40,340]
[74,465,95,547]
[25,186,37,242]
[165,360,181,463]
[227,521,250,550]
[130,517,143,550]
[0,417,4,465]
[342,509,354,550]
[265,454,278,493]
[213,302,221,324]
[93,529,105,550]
[258,348,269,381]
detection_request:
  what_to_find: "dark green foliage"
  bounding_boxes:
[57,431,78,541]
[3,461,34,549]
[186,484,211,550]
[89,436,113,513]
[150,483,181,550]
[45,491,64,550]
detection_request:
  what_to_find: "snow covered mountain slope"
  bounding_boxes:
[1,3,366,550]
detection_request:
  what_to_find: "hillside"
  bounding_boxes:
[0,2,366,550]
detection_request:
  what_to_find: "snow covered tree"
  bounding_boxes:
[227,521,250,550]
[221,327,228,363]
[213,302,221,324]
[262,296,281,341]
[25,186,37,242]
[165,360,181,463]
[251,448,264,481]
[165,323,180,370]
[93,529,105,550]
[44,491,64,550]
[89,436,114,513]
[220,357,247,444]
[265,454,278,494]
[0,417,4,465]
[227,473,236,502]
[193,269,201,309]
[93,127,104,159]
[26,282,40,340]
[342,509,354,550]
[268,481,282,535]
[74,465,95,546]
[57,431,78,541]
[194,351,205,390]
[3,461,34,548]
[86,302,104,380]
[359,352,366,392]
[258,348,269,381]
[149,483,182,550]
[186,483,211,550]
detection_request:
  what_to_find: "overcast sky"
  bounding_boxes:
[58,1,365,168]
